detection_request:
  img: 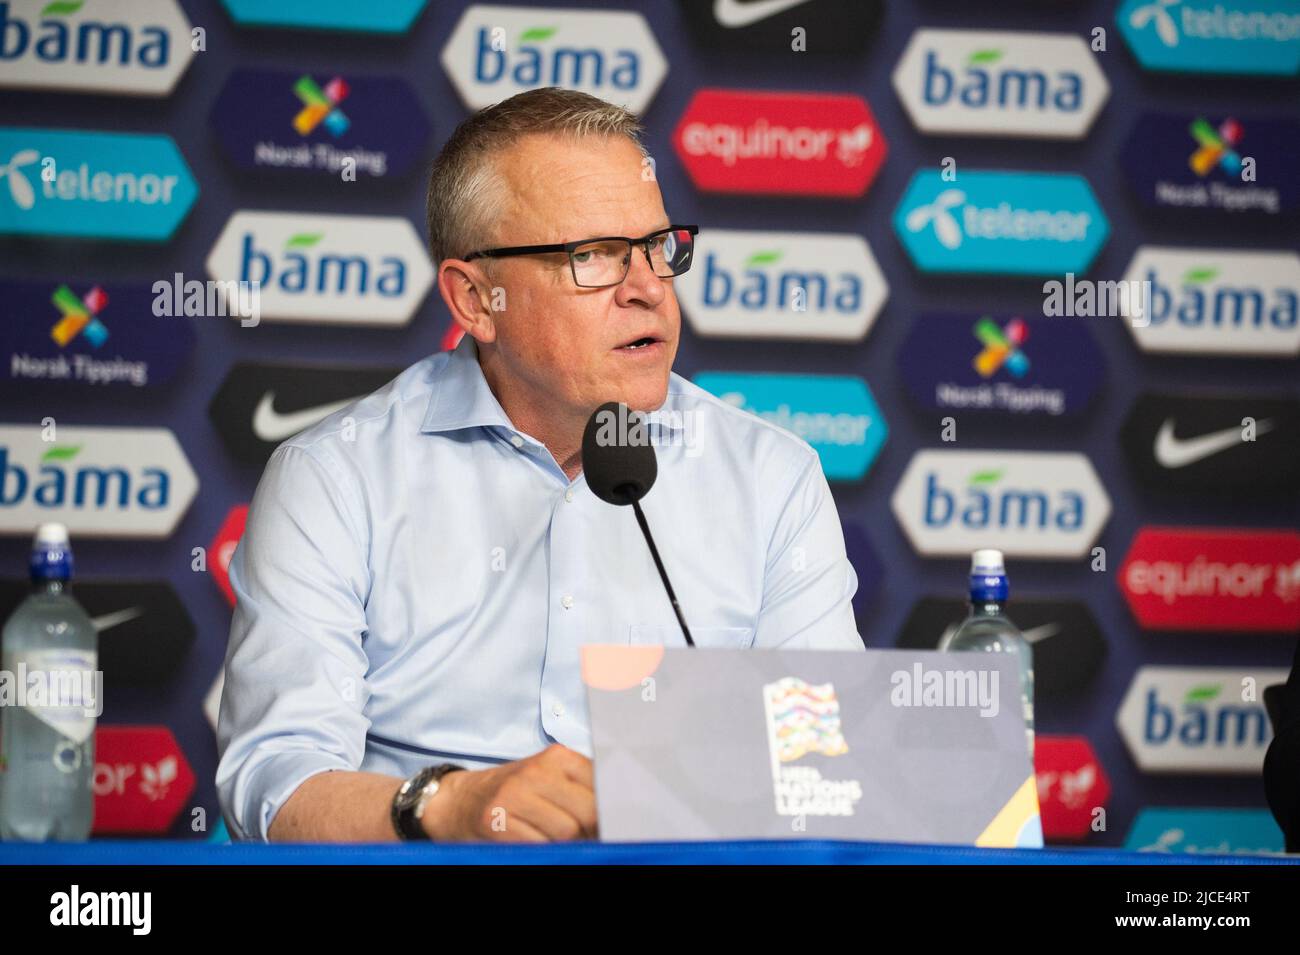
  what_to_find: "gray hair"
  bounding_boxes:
[425,87,647,266]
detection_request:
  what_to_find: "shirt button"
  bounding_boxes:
[552,701,566,718]
[561,595,574,609]
[564,489,575,503]
[510,435,524,449]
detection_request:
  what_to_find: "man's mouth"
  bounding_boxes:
[616,335,662,351]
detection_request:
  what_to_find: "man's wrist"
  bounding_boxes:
[392,763,465,841]
[418,765,466,841]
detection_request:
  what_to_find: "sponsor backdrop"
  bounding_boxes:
[0,0,1296,848]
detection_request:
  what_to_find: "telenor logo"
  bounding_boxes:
[675,229,888,342]
[891,450,1111,559]
[0,424,198,538]
[441,5,668,114]
[205,211,434,327]
[1116,666,1287,774]
[898,313,1103,419]
[673,89,886,198]
[1118,0,1300,76]
[209,69,431,181]
[692,371,887,481]
[892,29,1109,139]
[1124,808,1286,855]
[1120,112,1300,217]
[1119,246,1300,356]
[0,0,194,96]
[1119,527,1300,632]
[220,0,429,34]
[0,127,196,240]
[894,169,1109,276]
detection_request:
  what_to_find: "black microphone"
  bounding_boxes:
[582,401,695,648]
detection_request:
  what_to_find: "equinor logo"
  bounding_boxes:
[205,211,434,327]
[0,0,194,96]
[894,169,1109,276]
[441,5,667,113]
[1118,0,1300,75]
[0,128,196,240]
[676,229,888,342]
[892,28,1108,139]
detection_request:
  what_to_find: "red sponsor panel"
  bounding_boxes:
[92,725,195,835]
[1119,527,1300,632]
[673,89,886,198]
[209,504,249,608]
[1034,735,1110,841]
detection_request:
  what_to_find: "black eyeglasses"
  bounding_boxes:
[464,224,699,289]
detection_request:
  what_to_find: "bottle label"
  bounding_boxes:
[0,648,99,744]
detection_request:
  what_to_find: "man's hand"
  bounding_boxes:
[421,744,597,842]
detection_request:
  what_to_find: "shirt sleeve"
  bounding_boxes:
[752,448,865,651]
[215,443,373,843]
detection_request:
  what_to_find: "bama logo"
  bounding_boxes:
[1120,246,1300,356]
[692,372,887,481]
[1120,111,1300,217]
[897,313,1104,419]
[1118,0,1300,76]
[1119,527,1300,632]
[0,127,196,240]
[205,211,433,327]
[0,0,193,96]
[892,29,1108,139]
[675,230,888,342]
[673,89,886,198]
[893,170,1109,276]
[209,69,431,180]
[1116,666,1287,773]
[891,450,1111,559]
[0,424,197,538]
[441,5,667,114]
[219,0,428,34]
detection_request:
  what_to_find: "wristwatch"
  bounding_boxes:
[391,763,465,841]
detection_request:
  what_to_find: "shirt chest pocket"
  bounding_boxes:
[628,624,754,649]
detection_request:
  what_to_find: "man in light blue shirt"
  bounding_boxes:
[216,88,863,845]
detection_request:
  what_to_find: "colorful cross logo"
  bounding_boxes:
[1188,117,1242,177]
[50,284,108,348]
[292,75,350,137]
[972,316,1029,378]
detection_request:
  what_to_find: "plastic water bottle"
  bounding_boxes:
[0,523,98,841]
[939,549,1035,759]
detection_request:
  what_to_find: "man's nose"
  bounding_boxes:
[614,243,666,309]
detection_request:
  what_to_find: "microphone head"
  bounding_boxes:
[582,401,658,506]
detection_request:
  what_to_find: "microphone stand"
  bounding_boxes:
[626,495,696,648]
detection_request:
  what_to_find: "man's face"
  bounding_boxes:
[479,133,681,418]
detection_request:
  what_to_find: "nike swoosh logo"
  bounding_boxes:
[713,0,813,28]
[90,606,143,633]
[252,391,356,443]
[1153,417,1275,469]
[1021,623,1060,645]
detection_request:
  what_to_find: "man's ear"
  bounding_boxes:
[437,259,499,344]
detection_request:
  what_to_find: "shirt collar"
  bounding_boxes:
[419,332,686,435]
[420,333,515,435]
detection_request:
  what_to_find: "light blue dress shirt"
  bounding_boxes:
[216,333,864,842]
